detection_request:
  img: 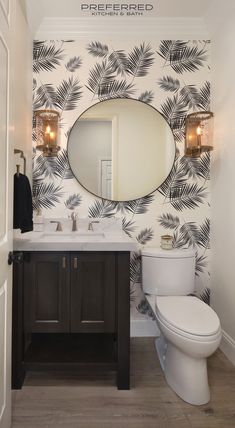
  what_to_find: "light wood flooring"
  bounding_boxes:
[12,338,235,428]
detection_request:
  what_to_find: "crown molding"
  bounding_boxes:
[34,17,209,39]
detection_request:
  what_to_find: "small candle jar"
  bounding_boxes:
[161,234,173,250]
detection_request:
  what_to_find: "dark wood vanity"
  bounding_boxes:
[12,251,130,390]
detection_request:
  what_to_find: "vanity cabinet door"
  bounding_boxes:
[24,252,70,333]
[70,252,116,333]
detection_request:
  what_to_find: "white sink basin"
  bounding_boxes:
[13,219,138,251]
[34,231,106,241]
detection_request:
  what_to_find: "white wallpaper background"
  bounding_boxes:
[32,39,211,320]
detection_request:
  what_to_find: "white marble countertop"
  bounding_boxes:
[13,230,137,252]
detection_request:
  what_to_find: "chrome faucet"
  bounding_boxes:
[88,220,99,231]
[50,220,62,231]
[71,212,77,232]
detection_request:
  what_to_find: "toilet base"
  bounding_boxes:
[155,337,210,405]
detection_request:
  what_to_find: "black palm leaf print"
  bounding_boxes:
[98,80,135,100]
[180,156,203,180]
[199,81,210,110]
[66,56,82,72]
[33,78,37,91]
[130,252,141,284]
[122,218,136,237]
[158,213,180,230]
[86,61,115,95]
[33,83,57,110]
[180,153,210,180]
[158,40,188,64]
[169,45,208,74]
[55,149,74,180]
[33,41,64,73]
[198,152,210,180]
[172,229,188,248]
[178,222,200,247]
[200,287,210,305]
[64,193,82,210]
[35,154,58,179]
[127,43,155,78]
[161,94,187,126]
[169,183,207,211]
[33,182,63,210]
[198,218,210,249]
[123,194,155,215]
[137,228,154,244]
[55,77,82,111]
[87,41,109,58]
[138,90,154,103]
[108,50,129,76]
[130,283,139,303]
[158,76,180,93]
[32,158,43,185]
[160,94,187,142]
[137,298,156,320]
[180,85,201,110]
[171,117,186,143]
[158,160,186,199]
[88,199,117,218]
[195,253,208,276]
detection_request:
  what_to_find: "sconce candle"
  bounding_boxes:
[34,110,60,157]
[185,111,213,157]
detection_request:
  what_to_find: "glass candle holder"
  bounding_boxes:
[161,235,173,250]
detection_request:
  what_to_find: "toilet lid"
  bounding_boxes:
[156,296,220,336]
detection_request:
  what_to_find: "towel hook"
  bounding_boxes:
[14,149,26,175]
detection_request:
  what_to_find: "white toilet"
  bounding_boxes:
[142,247,221,405]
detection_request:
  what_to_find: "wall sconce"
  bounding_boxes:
[34,110,60,157]
[185,111,214,157]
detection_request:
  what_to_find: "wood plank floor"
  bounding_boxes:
[12,338,235,428]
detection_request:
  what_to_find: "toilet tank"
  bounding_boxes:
[142,248,195,296]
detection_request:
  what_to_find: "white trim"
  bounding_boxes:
[0,282,7,422]
[98,157,112,198]
[220,329,235,366]
[0,30,9,245]
[0,0,10,27]
[130,318,160,337]
[35,17,208,39]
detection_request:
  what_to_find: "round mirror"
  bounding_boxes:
[67,98,175,201]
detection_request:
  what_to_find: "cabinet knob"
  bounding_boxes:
[73,257,78,269]
[62,257,66,269]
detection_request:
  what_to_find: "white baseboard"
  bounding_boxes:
[130,319,160,337]
[220,329,235,366]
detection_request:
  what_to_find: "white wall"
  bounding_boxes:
[69,120,112,195]
[13,1,32,181]
[207,2,235,364]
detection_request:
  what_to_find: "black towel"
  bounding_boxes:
[13,173,33,233]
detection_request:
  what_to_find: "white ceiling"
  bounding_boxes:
[21,0,235,38]
[24,0,214,19]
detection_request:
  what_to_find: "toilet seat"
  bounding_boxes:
[155,296,221,339]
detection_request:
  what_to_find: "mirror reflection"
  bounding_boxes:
[67,99,175,201]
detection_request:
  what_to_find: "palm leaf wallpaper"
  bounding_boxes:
[32,39,211,320]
